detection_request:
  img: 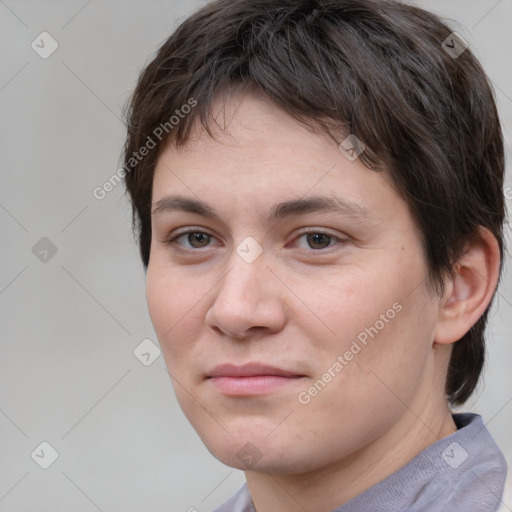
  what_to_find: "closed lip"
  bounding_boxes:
[207,363,305,378]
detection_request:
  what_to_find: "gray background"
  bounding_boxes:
[0,1,511,511]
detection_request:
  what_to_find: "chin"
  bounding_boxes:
[198,430,320,474]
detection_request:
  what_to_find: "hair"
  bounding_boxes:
[122,0,506,405]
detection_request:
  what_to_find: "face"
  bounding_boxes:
[146,91,444,474]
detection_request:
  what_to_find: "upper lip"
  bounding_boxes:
[207,363,304,378]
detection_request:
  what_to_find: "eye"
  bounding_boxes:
[166,230,218,250]
[291,231,343,250]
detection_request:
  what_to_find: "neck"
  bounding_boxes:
[245,401,457,512]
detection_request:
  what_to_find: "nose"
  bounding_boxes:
[205,250,287,340]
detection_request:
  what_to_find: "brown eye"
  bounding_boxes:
[186,232,211,248]
[291,231,341,250]
[305,233,333,250]
[165,230,217,250]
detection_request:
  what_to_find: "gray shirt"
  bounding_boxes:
[211,413,508,512]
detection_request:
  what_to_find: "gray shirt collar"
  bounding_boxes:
[212,413,507,512]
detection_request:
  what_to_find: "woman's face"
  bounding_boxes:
[146,91,444,474]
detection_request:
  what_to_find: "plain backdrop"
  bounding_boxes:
[1,1,511,511]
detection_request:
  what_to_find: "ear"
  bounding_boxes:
[434,227,501,345]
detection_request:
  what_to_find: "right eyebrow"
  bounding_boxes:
[152,195,222,220]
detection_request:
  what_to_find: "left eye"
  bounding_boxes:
[292,232,340,250]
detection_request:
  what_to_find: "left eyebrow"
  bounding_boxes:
[269,195,370,221]
[151,194,371,221]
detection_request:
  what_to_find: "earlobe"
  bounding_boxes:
[434,227,501,345]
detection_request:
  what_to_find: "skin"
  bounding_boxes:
[146,89,500,512]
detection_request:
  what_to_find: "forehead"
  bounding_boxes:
[151,91,401,225]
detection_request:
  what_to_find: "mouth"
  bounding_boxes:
[206,363,306,396]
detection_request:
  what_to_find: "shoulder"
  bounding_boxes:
[496,468,512,512]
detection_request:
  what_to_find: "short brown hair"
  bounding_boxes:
[122,0,506,405]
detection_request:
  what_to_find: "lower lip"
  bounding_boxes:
[208,375,304,395]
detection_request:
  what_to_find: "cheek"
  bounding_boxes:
[145,263,201,364]
[146,268,172,336]
[335,288,436,414]
[292,299,434,460]
[290,264,402,352]
[300,257,435,393]
[146,266,210,423]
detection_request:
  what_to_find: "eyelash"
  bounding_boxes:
[163,228,346,253]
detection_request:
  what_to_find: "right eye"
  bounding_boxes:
[164,229,220,251]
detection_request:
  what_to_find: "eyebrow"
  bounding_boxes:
[151,194,371,222]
